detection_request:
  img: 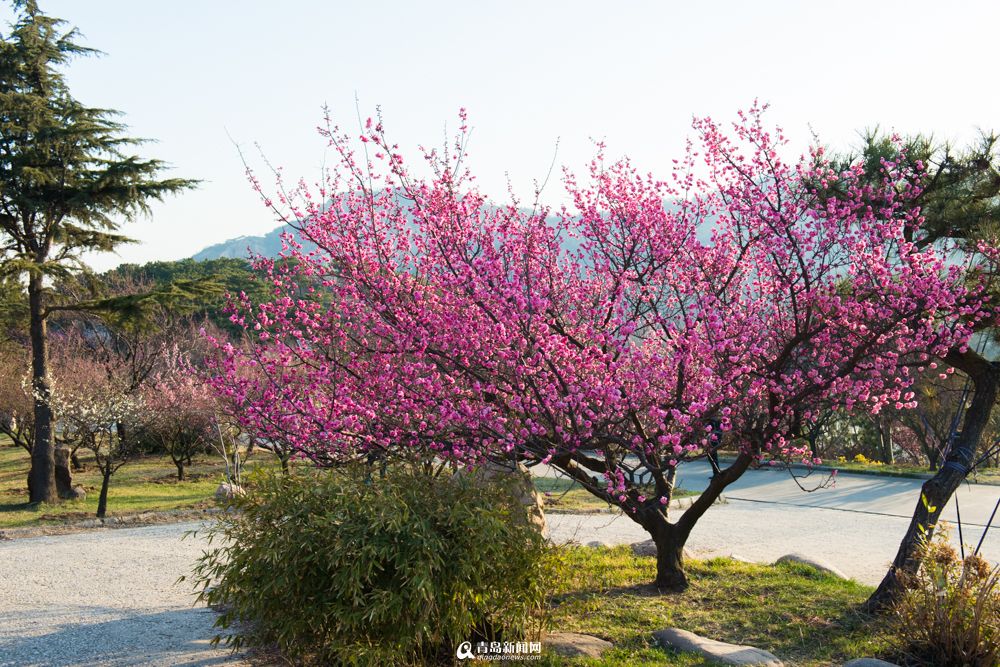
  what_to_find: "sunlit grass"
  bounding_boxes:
[539,545,893,666]
[0,439,262,528]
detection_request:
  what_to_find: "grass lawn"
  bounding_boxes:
[716,449,1000,485]
[535,475,696,513]
[540,546,893,666]
[0,442,233,528]
[827,458,1000,484]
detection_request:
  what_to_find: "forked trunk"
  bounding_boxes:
[639,451,755,593]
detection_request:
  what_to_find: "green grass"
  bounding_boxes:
[0,441,653,528]
[534,475,696,513]
[539,545,893,666]
[0,442,236,528]
[827,458,1000,484]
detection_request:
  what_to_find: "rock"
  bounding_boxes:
[214,482,244,501]
[67,485,86,501]
[456,462,547,535]
[842,660,900,667]
[54,446,75,499]
[775,553,847,579]
[654,628,782,666]
[586,539,613,548]
[544,632,612,658]
[630,540,692,560]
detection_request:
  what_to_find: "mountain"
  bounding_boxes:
[191,225,297,261]
[189,200,700,261]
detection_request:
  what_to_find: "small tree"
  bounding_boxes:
[142,353,217,481]
[0,1,196,503]
[210,108,997,590]
[48,351,141,517]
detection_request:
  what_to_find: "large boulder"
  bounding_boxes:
[544,632,612,658]
[654,628,783,666]
[775,553,847,579]
[455,461,546,535]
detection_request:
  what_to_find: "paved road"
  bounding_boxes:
[1,466,997,665]
[545,462,1000,584]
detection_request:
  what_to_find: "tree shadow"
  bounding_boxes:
[0,606,243,666]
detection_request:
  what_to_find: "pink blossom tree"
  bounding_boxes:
[208,107,998,590]
[142,349,218,481]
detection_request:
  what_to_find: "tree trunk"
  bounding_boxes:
[648,519,689,591]
[879,418,895,465]
[27,272,56,504]
[174,458,185,481]
[96,469,112,518]
[865,349,1000,612]
[116,421,129,453]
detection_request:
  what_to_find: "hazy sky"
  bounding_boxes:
[3,1,998,270]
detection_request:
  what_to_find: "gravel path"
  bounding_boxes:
[0,523,245,667]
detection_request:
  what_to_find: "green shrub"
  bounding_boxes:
[891,527,1000,667]
[188,465,555,665]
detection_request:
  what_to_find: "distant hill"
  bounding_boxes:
[189,200,699,261]
[191,225,295,261]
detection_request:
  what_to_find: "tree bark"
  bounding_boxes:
[879,418,894,465]
[174,458,185,481]
[865,349,1000,612]
[96,469,112,518]
[648,519,688,591]
[26,272,56,504]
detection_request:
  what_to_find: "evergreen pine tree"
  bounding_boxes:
[0,1,196,502]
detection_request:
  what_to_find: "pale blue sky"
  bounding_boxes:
[3,1,998,270]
